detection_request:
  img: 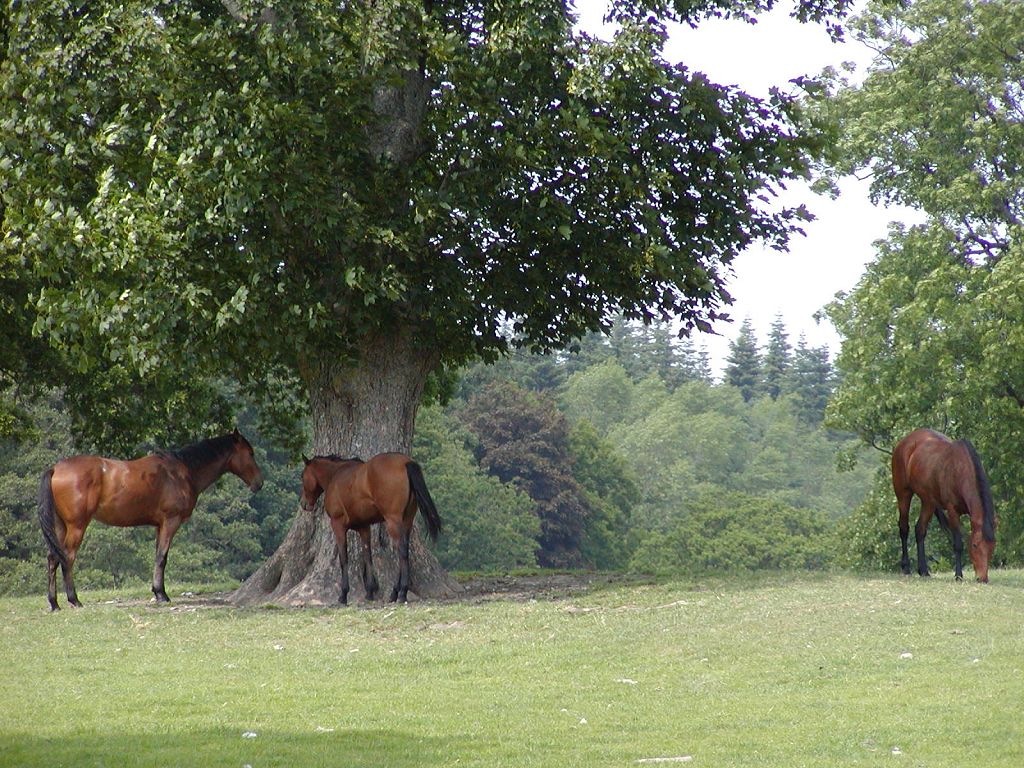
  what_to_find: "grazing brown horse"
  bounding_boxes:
[38,430,264,610]
[892,428,997,582]
[300,453,442,605]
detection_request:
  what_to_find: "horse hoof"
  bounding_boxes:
[69,599,83,608]
[49,604,60,612]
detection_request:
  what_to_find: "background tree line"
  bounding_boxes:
[0,315,877,595]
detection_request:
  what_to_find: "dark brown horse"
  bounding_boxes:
[300,453,442,605]
[39,430,264,610]
[892,428,997,582]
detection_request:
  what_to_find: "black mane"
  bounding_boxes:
[317,454,365,464]
[160,434,236,473]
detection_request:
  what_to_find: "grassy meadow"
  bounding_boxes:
[2,571,1022,767]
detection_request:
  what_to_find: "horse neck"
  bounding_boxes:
[313,459,357,488]
[187,451,233,495]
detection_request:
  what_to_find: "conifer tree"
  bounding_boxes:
[762,315,792,400]
[786,337,834,424]
[724,319,762,402]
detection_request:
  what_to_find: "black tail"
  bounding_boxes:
[38,468,68,570]
[963,440,997,543]
[407,461,441,541]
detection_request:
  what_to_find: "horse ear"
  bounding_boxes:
[232,427,241,438]
[302,454,310,465]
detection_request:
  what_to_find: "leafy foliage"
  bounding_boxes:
[568,420,639,570]
[412,405,539,572]
[816,0,1024,565]
[629,489,834,575]
[2,0,861,592]
[2,0,846,449]
[724,318,762,402]
[458,380,591,568]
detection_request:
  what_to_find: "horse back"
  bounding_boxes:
[894,429,974,511]
[52,454,195,527]
[324,453,412,527]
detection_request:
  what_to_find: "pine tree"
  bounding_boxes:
[724,319,762,402]
[762,315,791,400]
[786,336,834,424]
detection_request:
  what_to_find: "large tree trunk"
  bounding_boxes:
[234,44,445,606]
[233,330,459,606]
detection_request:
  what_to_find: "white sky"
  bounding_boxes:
[575,1,923,375]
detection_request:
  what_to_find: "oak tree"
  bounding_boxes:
[2,0,851,603]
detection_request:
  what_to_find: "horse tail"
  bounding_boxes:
[933,509,950,533]
[963,440,997,543]
[407,461,441,541]
[38,468,68,570]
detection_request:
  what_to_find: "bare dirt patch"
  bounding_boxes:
[99,572,649,610]
[449,572,651,604]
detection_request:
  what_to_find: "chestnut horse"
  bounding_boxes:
[38,430,264,610]
[892,428,997,582]
[300,453,442,604]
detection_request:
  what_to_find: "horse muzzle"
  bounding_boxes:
[249,474,265,493]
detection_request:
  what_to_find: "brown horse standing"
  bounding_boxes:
[38,430,264,610]
[892,428,997,582]
[300,453,442,605]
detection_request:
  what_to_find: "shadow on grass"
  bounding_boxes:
[0,727,462,767]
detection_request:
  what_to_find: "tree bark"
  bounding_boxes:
[232,329,459,606]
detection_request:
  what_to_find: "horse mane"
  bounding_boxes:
[160,434,237,473]
[958,439,997,542]
[317,454,365,464]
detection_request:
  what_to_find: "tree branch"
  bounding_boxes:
[220,1,280,27]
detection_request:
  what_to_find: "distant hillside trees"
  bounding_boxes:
[724,316,835,423]
[0,315,876,594]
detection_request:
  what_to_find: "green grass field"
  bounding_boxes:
[2,570,1022,767]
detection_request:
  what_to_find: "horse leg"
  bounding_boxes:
[357,528,379,601]
[389,526,411,604]
[47,552,60,611]
[944,512,965,582]
[915,505,935,577]
[329,519,350,605]
[152,517,183,603]
[896,490,913,575]
[60,521,85,608]
[967,527,990,583]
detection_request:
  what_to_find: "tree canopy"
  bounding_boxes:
[2,0,851,446]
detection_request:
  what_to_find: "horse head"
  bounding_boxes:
[299,455,324,512]
[227,429,264,492]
